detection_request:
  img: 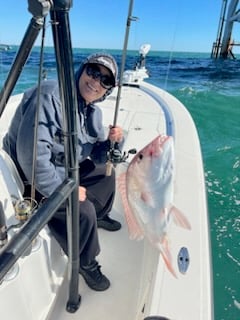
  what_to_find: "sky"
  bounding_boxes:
[0,0,240,53]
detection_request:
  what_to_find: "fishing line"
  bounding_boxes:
[131,14,140,55]
[163,2,181,92]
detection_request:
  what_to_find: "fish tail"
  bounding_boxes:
[157,236,178,278]
[117,173,144,240]
[170,206,191,230]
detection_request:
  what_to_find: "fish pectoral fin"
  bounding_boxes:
[117,173,144,240]
[170,206,191,230]
[127,210,144,241]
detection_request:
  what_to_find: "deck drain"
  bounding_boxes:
[177,246,190,274]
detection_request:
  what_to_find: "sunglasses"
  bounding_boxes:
[85,64,114,89]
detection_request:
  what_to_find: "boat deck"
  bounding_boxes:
[50,83,213,320]
[0,83,213,320]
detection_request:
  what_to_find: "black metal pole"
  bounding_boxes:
[0,201,8,248]
[0,0,51,116]
[0,0,80,311]
[0,178,75,281]
[50,0,81,312]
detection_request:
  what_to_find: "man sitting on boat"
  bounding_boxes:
[2,53,123,292]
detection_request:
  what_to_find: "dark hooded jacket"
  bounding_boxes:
[3,55,118,197]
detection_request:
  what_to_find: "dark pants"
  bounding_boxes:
[25,160,115,266]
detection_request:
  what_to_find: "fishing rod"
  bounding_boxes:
[106,0,138,173]
[113,0,138,126]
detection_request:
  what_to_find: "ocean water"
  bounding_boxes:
[0,46,240,320]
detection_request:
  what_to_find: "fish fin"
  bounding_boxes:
[141,191,155,207]
[117,173,144,240]
[157,236,177,278]
[170,206,191,230]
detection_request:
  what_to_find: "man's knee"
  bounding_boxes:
[80,200,96,227]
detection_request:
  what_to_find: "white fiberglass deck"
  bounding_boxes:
[50,83,213,320]
[0,83,213,320]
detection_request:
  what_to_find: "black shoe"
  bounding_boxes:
[97,215,121,231]
[79,260,110,291]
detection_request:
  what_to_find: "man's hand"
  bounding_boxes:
[79,186,87,202]
[108,125,123,143]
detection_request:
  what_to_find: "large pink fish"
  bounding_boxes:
[118,134,191,278]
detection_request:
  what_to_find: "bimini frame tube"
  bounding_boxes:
[0,178,75,281]
[50,0,80,312]
[0,1,50,117]
[0,0,81,312]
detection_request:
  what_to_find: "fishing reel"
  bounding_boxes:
[107,143,137,165]
[14,198,38,224]
[106,144,137,176]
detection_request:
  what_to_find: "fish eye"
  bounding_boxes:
[138,153,143,160]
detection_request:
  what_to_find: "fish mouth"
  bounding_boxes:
[150,135,171,156]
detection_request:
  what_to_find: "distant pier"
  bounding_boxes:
[211,0,240,59]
